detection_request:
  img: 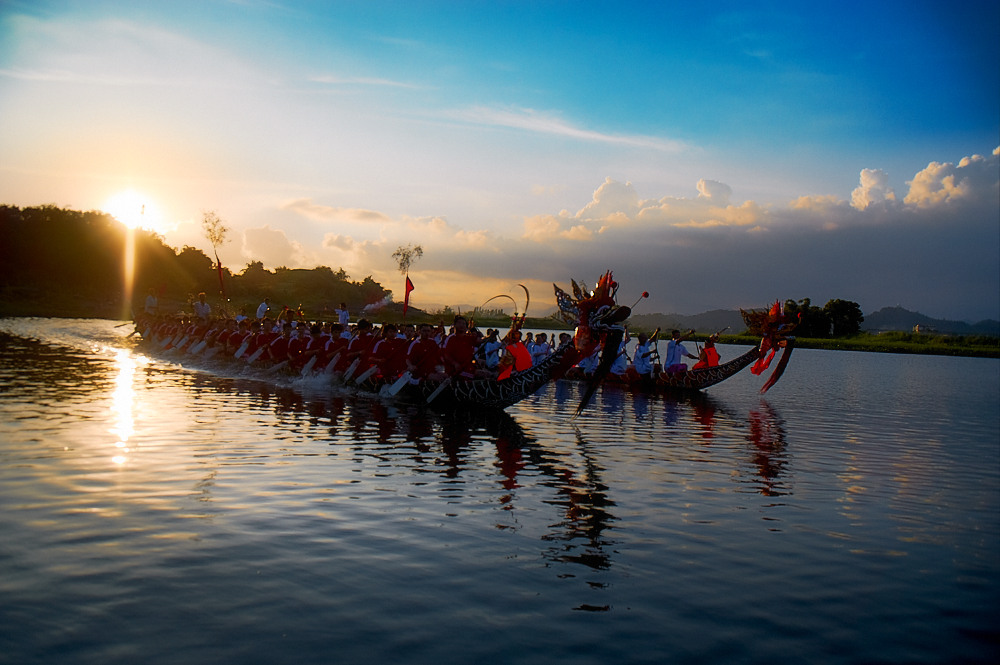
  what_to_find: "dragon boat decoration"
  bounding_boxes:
[135,271,632,413]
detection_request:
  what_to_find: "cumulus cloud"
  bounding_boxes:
[577,178,640,220]
[500,148,999,319]
[851,168,896,210]
[242,225,311,267]
[250,148,999,321]
[904,150,999,207]
[696,179,732,205]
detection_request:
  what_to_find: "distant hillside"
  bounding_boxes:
[863,306,999,336]
[628,309,748,334]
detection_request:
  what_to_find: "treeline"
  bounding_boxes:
[0,204,392,320]
[782,297,864,337]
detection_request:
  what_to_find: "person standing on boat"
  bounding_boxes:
[192,292,211,322]
[256,298,270,321]
[144,288,159,316]
[335,302,350,327]
[664,329,698,373]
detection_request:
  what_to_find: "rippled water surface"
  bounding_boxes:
[1,318,997,664]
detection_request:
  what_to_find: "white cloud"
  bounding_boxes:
[577,178,640,220]
[851,168,897,210]
[242,225,311,267]
[283,198,393,224]
[904,151,999,207]
[696,179,733,205]
[447,106,687,152]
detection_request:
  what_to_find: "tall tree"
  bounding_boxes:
[202,210,230,298]
[824,299,865,336]
[392,243,423,276]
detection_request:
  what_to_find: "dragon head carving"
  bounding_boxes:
[740,300,797,393]
[554,271,632,414]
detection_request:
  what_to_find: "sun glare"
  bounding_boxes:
[104,189,167,234]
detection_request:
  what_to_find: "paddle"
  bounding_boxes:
[353,365,379,385]
[233,339,250,359]
[341,357,361,382]
[425,376,451,404]
[322,351,342,375]
[266,360,289,375]
[299,355,318,376]
[245,346,265,364]
[379,370,412,398]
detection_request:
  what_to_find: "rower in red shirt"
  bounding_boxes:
[405,322,443,381]
[440,315,483,379]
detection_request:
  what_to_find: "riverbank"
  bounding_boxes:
[720,332,999,359]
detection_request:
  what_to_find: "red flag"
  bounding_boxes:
[214,250,226,299]
[403,276,414,317]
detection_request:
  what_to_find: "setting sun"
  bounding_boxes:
[103,189,168,234]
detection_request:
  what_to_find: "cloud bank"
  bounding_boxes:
[257,147,998,321]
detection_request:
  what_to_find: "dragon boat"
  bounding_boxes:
[136,274,795,412]
[136,271,632,413]
[554,286,798,397]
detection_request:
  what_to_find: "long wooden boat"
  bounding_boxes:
[135,271,632,413]
[568,340,795,394]
[135,277,796,411]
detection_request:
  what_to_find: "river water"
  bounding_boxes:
[1,318,997,664]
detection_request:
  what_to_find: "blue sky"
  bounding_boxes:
[2,0,998,320]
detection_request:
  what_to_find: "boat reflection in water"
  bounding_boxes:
[185,370,794,584]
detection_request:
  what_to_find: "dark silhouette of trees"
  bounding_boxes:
[783,297,865,337]
[824,299,865,336]
[783,298,831,337]
[0,204,389,319]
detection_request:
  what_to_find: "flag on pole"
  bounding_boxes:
[403,276,414,317]
[214,250,226,299]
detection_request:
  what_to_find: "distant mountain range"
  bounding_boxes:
[626,306,999,337]
[862,306,999,336]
